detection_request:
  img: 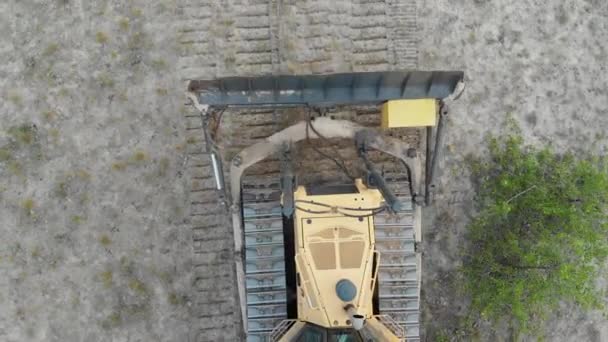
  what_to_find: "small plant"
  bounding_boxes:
[111,161,127,171]
[54,181,68,199]
[99,235,111,247]
[463,122,608,333]
[436,331,450,342]
[8,125,36,145]
[49,128,60,141]
[97,72,115,88]
[224,54,236,67]
[128,278,148,296]
[43,43,59,56]
[58,88,69,97]
[8,161,23,176]
[100,270,113,288]
[150,58,167,70]
[127,32,146,50]
[168,292,185,306]
[71,215,85,224]
[120,256,134,274]
[118,17,130,31]
[15,308,26,321]
[467,31,477,44]
[22,198,35,216]
[130,7,143,17]
[158,157,170,177]
[42,110,57,121]
[7,92,23,107]
[75,169,91,180]
[132,150,148,162]
[116,92,127,102]
[31,246,41,258]
[71,295,80,307]
[95,31,109,44]
[101,311,121,329]
[0,147,12,162]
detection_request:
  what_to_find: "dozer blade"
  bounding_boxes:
[188,71,464,107]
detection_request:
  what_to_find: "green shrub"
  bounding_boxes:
[463,126,608,333]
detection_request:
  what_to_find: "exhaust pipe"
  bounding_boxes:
[345,304,365,331]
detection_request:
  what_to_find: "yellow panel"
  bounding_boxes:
[339,241,365,269]
[381,99,438,128]
[293,179,383,328]
[309,242,337,270]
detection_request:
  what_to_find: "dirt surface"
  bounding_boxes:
[0,1,191,341]
[418,0,608,341]
[1,0,607,341]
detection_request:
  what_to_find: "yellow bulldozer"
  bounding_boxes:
[187,71,464,341]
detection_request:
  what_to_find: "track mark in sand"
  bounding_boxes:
[387,0,418,69]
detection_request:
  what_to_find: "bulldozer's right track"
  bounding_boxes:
[374,167,421,341]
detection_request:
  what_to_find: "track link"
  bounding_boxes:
[374,165,421,341]
[242,174,287,342]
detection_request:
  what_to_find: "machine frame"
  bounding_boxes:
[187,71,465,341]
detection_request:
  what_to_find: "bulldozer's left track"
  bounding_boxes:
[241,172,287,341]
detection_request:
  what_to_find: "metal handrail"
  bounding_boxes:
[269,319,297,342]
[374,314,406,340]
[295,259,315,309]
[370,250,381,294]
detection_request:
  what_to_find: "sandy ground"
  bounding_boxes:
[1,0,607,341]
[0,1,191,341]
[418,0,608,340]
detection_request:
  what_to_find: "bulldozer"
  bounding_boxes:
[187,71,464,341]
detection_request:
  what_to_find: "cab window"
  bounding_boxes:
[296,325,324,342]
[327,330,362,342]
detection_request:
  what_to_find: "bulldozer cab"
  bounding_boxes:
[269,180,406,341]
[292,180,380,328]
[272,321,401,341]
[273,322,363,341]
[271,316,409,341]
